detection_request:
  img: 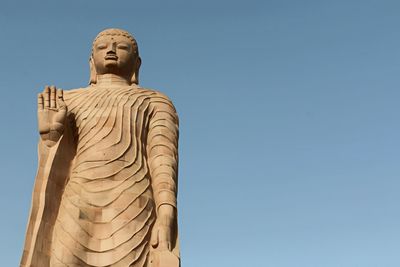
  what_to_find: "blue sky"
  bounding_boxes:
[1,0,400,266]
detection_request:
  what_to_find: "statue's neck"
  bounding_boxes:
[95,74,130,86]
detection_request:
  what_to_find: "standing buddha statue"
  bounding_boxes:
[21,28,180,267]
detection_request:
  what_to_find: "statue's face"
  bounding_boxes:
[92,35,137,77]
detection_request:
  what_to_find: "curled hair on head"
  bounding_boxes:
[89,28,141,85]
[92,28,138,52]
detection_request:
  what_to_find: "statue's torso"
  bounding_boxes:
[50,85,157,267]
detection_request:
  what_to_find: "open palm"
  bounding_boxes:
[38,85,67,147]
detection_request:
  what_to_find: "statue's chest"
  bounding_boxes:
[70,91,150,144]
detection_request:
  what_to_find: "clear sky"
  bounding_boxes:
[1,0,400,266]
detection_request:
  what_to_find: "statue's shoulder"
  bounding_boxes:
[63,86,90,101]
[136,86,175,107]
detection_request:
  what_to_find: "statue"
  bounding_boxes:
[20,28,180,267]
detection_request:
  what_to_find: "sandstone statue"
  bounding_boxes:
[20,28,180,267]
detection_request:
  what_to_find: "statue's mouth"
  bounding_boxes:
[105,55,118,60]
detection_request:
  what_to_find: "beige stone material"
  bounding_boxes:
[21,29,180,267]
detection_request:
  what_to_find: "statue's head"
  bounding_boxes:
[90,28,141,85]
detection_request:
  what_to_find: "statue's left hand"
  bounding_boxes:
[151,204,175,251]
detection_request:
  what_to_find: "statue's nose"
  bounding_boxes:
[107,42,117,54]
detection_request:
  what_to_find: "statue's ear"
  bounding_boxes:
[131,56,141,85]
[89,56,97,85]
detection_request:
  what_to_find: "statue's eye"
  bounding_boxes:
[117,43,129,50]
[97,43,107,50]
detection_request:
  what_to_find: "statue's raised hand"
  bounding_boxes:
[38,86,67,147]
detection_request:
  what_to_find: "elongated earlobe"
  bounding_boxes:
[131,56,141,85]
[89,56,97,85]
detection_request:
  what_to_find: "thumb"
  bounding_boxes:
[151,226,159,247]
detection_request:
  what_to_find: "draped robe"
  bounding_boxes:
[20,84,180,267]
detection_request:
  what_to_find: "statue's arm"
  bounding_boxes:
[146,94,179,252]
[21,86,69,267]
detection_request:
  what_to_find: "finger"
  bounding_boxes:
[166,228,172,251]
[44,86,50,108]
[151,227,159,247]
[158,241,168,250]
[164,227,172,251]
[57,89,66,111]
[50,85,56,108]
[58,88,64,100]
[37,93,44,111]
[158,228,168,250]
